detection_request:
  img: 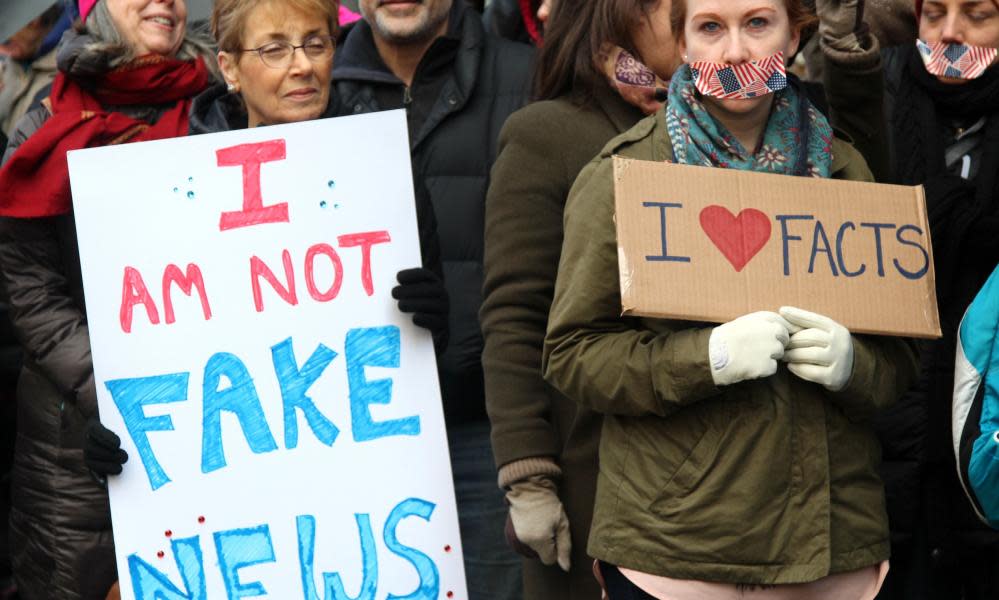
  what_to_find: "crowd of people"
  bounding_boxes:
[0,0,996,599]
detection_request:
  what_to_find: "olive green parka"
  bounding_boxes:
[541,111,920,585]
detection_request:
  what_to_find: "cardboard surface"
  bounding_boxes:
[69,111,467,599]
[614,157,941,338]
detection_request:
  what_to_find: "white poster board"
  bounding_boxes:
[68,110,467,600]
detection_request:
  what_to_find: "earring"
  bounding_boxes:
[683,54,689,62]
[226,82,237,93]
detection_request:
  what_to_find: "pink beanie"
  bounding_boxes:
[79,0,98,22]
[339,5,361,26]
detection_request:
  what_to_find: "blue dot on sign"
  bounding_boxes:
[320,200,328,208]
[173,187,179,193]
[327,180,335,189]
[334,204,340,209]
[187,191,195,199]
[188,176,194,183]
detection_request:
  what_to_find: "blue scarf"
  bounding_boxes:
[665,64,833,178]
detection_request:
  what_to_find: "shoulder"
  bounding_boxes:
[1,106,51,166]
[597,111,661,161]
[501,99,604,146]
[831,137,875,183]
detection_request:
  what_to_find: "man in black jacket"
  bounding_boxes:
[333,2,533,599]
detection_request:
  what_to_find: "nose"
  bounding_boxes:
[537,0,551,25]
[722,31,751,65]
[288,46,315,76]
[940,13,965,44]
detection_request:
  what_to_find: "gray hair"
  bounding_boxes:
[73,0,218,77]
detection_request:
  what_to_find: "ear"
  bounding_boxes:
[786,24,801,59]
[218,51,241,92]
[678,35,688,62]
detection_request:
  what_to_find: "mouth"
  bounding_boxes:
[285,87,319,101]
[143,15,176,31]
[378,0,422,7]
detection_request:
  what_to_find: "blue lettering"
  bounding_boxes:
[346,327,419,442]
[272,338,339,449]
[893,224,930,280]
[860,223,896,277]
[202,353,278,473]
[106,373,189,491]
[298,514,377,600]
[643,202,691,263]
[128,536,206,600]
[808,220,839,276]
[835,222,866,277]
[776,215,814,276]
[384,499,439,600]
[214,525,276,599]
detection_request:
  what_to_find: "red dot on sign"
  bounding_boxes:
[444,545,452,552]
[156,551,165,559]
[447,592,454,598]
[165,530,172,538]
[198,516,205,524]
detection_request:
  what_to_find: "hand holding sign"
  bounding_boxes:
[708,311,793,386]
[780,306,855,392]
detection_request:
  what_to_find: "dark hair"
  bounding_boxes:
[669,0,817,39]
[533,0,658,102]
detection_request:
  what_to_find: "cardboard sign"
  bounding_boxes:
[68,110,468,599]
[613,157,941,338]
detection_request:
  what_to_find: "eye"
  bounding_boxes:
[302,36,332,54]
[923,10,944,22]
[259,42,289,58]
[748,16,769,28]
[968,10,996,22]
[699,21,721,33]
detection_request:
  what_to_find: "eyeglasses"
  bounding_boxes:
[239,35,336,69]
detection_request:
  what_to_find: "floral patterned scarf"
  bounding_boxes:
[665,64,833,177]
[597,45,670,115]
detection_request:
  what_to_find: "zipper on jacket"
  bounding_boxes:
[403,86,412,106]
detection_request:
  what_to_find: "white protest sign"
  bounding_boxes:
[68,110,467,600]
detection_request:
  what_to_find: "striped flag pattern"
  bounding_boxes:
[689,52,787,100]
[917,39,998,80]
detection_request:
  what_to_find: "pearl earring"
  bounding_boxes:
[226,82,237,93]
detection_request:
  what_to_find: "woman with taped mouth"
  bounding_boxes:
[539,0,919,597]
[0,0,215,597]
[873,1,999,598]
[79,0,450,553]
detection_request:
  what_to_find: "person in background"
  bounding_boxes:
[0,2,74,138]
[483,0,552,45]
[539,0,919,597]
[0,0,215,597]
[482,0,893,597]
[874,0,999,597]
[331,1,533,598]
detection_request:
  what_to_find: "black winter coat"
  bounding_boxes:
[332,2,533,423]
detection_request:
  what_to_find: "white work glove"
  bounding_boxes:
[709,312,792,386]
[779,306,855,392]
[506,475,571,572]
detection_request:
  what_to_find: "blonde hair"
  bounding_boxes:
[212,0,340,53]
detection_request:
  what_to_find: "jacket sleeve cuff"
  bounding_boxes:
[828,337,877,419]
[820,32,881,70]
[651,327,721,411]
[497,456,562,489]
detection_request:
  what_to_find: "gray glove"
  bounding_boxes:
[506,475,571,572]
[815,0,871,53]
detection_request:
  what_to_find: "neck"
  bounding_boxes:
[703,96,774,154]
[373,18,449,86]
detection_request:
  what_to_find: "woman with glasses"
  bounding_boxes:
[82,0,449,496]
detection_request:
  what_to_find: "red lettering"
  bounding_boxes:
[162,264,213,324]
[304,244,344,302]
[216,139,289,231]
[250,250,298,312]
[120,266,160,333]
[337,231,391,296]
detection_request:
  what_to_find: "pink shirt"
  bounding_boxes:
[618,561,889,600]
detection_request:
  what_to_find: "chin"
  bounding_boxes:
[710,96,768,116]
[936,75,971,85]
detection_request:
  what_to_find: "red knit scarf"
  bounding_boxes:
[0,55,209,217]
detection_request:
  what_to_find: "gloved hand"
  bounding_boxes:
[779,306,855,392]
[815,0,870,52]
[709,312,792,386]
[84,417,128,477]
[505,475,571,572]
[392,268,449,354]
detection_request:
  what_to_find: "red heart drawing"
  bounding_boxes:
[699,206,772,272]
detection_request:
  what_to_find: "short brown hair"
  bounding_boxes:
[534,0,658,102]
[212,0,339,53]
[669,0,817,40]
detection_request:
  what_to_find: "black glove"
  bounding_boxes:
[392,267,449,354]
[84,417,128,477]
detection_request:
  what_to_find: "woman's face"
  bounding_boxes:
[920,0,999,83]
[105,0,187,57]
[631,0,683,81]
[218,1,334,128]
[681,0,799,115]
